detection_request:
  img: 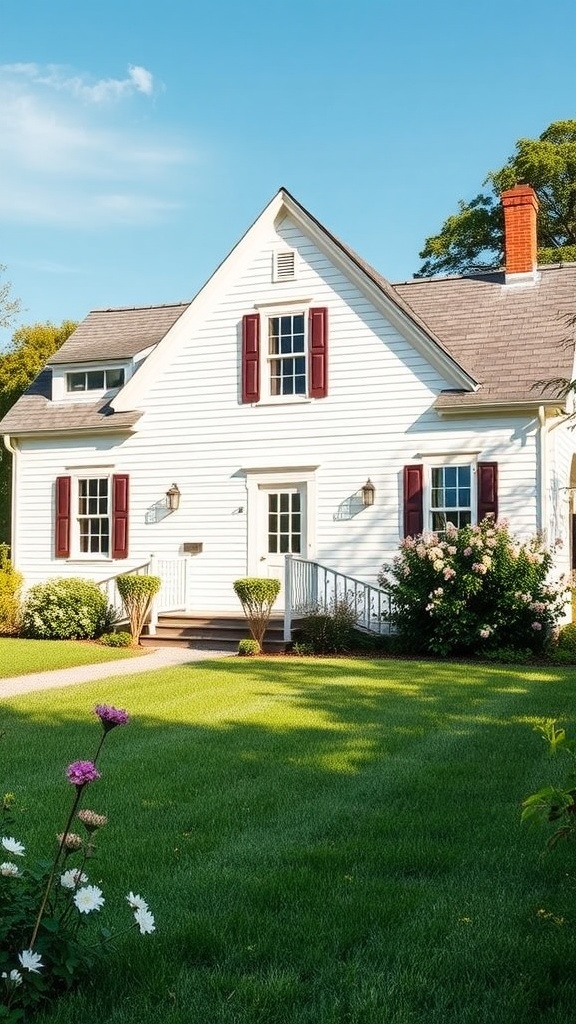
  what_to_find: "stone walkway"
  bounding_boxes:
[0,646,233,698]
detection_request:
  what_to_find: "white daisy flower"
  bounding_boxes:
[2,969,23,986]
[134,907,155,935]
[126,891,149,911]
[73,884,105,914]
[0,861,22,877]
[18,949,43,973]
[1,836,25,857]
[60,868,88,890]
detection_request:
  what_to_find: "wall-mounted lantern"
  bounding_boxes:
[166,483,181,512]
[361,478,375,507]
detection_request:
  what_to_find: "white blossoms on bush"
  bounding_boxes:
[1,861,22,877]
[1,836,25,857]
[73,884,105,914]
[60,868,88,890]
[18,949,44,974]
[2,969,22,986]
[134,907,155,935]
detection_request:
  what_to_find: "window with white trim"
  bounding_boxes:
[430,465,472,531]
[267,313,306,396]
[77,477,110,555]
[66,368,125,393]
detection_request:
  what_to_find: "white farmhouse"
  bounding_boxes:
[2,185,575,644]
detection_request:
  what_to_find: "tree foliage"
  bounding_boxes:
[0,319,77,542]
[417,120,576,277]
[0,264,21,331]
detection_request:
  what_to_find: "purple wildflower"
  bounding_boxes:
[94,704,130,732]
[66,761,101,787]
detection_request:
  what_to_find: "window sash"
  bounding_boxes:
[267,314,307,396]
[77,478,110,556]
[66,368,125,392]
[430,466,472,531]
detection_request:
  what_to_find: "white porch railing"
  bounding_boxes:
[283,554,393,642]
[97,555,188,635]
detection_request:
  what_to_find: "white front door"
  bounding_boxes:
[258,486,307,601]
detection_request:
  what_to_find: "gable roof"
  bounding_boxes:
[48,302,189,365]
[1,190,575,438]
[394,266,576,410]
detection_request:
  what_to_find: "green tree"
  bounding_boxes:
[0,264,21,331]
[0,319,77,541]
[417,120,576,277]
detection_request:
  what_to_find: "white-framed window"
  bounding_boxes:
[66,368,125,393]
[77,477,111,555]
[429,464,472,531]
[267,312,307,397]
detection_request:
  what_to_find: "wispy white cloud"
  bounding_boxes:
[0,63,192,228]
[2,62,157,103]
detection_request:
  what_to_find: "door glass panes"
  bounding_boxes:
[268,315,306,395]
[430,466,472,532]
[268,491,302,554]
[78,478,110,555]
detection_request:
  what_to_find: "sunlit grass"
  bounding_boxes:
[0,637,143,678]
[2,656,575,1024]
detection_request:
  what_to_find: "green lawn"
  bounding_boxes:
[0,637,143,678]
[2,656,576,1024]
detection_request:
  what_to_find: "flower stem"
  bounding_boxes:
[29,784,85,948]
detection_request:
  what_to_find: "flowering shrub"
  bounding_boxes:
[21,578,114,640]
[1,703,155,1020]
[378,518,568,657]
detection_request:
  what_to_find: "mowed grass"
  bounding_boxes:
[0,638,144,678]
[3,656,576,1024]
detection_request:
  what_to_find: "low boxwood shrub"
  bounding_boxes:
[238,638,261,657]
[100,631,133,648]
[21,578,112,640]
[296,599,358,655]
[379,518,568,657]
[0,543,22,635]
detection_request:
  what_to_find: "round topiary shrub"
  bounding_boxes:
[21,578,112,640]
[116,574,161,644]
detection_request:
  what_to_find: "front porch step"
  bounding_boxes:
[140,613,296,653]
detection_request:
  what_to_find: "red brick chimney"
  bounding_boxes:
[501,184,539,282]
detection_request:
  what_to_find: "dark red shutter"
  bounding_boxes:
[477,462,498,522]
[403,465,424,537]
[242,313,260,403]
[309,307,328,398]
[55,476,71,558]
[112,474,129,559]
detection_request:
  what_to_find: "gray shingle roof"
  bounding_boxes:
[393,265,576,409]
[48,302,189,365]
[0,367,142,435]
[0,303,188,436]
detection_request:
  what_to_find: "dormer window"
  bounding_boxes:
[66,368,125,393]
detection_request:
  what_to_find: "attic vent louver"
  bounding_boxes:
[273,250,296,282]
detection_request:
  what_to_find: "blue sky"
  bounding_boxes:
[1,0,576,344]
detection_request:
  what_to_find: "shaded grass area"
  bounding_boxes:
[2,657,576,1023]
[0,637,143,678]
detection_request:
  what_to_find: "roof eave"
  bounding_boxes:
[435,397,566,417]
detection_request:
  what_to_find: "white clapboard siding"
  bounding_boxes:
[10,213,556,611]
